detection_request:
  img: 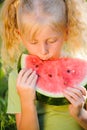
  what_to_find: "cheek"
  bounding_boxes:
[22,39,39,54]
[26,44,39,54]
[51,42,64,54]
[53,41,63,50]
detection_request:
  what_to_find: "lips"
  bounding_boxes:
[38,56,50,60]
[39,57,50,60]
[39,56,57,60]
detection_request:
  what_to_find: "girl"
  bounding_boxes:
[1,0,87,130]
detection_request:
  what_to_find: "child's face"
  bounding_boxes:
[22,26,65,60]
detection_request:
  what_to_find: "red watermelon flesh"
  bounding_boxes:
[21,54,87,98]
[60,58,87,88]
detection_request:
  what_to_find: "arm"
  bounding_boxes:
[63,86,87,130]
[69,104,87,130]
[16,102,39,130]
[16,68,39,130]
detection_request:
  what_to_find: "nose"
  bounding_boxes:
[40,42,48,55]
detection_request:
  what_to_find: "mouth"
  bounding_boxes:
[39,57,49,60]
[39,56,57,61]
[38,55,50,60]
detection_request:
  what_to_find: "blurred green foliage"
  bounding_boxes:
[0,39,16,129]
[0,2,16,128]
[0,1,16,129]
[0,0,87,130]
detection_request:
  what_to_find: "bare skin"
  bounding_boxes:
[63,86,87,130]
[16,25,87,130]
[16,69,39,130]
[16,25,66,130]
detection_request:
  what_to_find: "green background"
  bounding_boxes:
[0,1,16,130]
[0,0,87,130]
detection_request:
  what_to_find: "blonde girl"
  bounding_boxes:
[1,0,87,130]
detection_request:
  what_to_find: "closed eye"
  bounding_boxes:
[47,38,57,44]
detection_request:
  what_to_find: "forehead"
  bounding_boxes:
[32,25,61,39]
[18,13,66,41]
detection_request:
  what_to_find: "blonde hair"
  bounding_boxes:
[0,0,23,70]
[64,0,87,59]
[0,0,87,70]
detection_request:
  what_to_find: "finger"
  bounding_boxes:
[17,68,27,85]
[64,88,85,102]
[65,86,86,97]
[30,75,38,88]
[64,90,86,107]
[76,86,87,96]
[65,87,83,98]
[63,92,76,104]
[21,69,33,83]
[64,89,80,101]
[64,92,81,107]
[26,71,37,85]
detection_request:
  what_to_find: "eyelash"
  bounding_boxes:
[47,39,57,44]
[30,38,57,45]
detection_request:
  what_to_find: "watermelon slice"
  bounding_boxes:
[18,54,87,105]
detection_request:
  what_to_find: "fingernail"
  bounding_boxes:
[33,70,36,73]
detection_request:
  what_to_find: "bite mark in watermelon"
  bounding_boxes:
[19,54,87,100]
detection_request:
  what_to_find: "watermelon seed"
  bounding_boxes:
[35,65,39,68]
[67,69,76,74]
[38,75,40,77]
[64,82,67,85]
[48,74,52,77]
[67,69,71,73]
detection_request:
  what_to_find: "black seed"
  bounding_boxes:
[67,69,71,73]
[35,65,39,68]
[48,74,52,77]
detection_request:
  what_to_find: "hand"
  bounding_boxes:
[16,68,38,102]
[63,86,87,118]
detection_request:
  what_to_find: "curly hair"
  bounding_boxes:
[0,0,87,70]
[65,0,87,58]
[0,0,25,70]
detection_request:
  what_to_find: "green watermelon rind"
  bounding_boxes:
[36,76,87,98]
[36,92,70,105]
[21,54,27,69]
[36,84,87,105]
[36,86,64,98]
[18,54,87,105]
[17,53,28,72]
[20,54,65,98]
[21,54,87,97]
[78,75,87,87]
[36,73,87,98]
